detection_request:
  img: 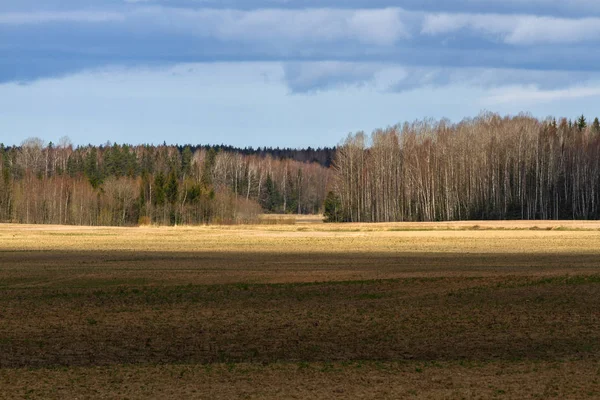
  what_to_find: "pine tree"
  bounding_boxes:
[140,146,155,175]
[103,146,116,177]
[122,145,138,177]
[185,184,201,204]
[201,148,216,189]
[592,118,600,135]
[67,152,82,178]
[181,146,193,178]
[84,148,101,189]
[166,171,179,205]
[262,174,281,212]
[577,115,587,131]
[154,172,166,206]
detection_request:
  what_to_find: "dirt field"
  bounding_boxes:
[1,222,600,399]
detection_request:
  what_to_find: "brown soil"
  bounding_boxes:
[1,223,600,398]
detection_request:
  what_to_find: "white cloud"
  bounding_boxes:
[422,12,600,45]
[0,7,409,46]
[134,7,410,46]
[505,16,600,45]
[3,6,600,48]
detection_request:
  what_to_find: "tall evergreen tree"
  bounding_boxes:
[577,115,587,131]
[262,174,281,212]
[592,118,600,135]
[181,146,193,178]
[140,146,155,175]
[84,148,101,189]
[67,152,83,178]
[166,171,179,205]
[154,171,166,206]
[201,148,216,189]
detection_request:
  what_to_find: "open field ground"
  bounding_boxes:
[1,222,600,399]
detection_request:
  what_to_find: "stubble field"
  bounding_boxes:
[1,221,600,399]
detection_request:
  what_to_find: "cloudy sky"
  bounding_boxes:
[2,0,600,147]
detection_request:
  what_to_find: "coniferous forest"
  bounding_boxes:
[0,141,333,225]
[4,113,600,226]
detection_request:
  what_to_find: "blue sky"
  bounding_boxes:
[2,1,600,148]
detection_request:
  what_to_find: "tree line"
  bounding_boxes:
[175,145,336,168]
[326,113,600,222]
[6,113,600,226]
[0,139,331,226]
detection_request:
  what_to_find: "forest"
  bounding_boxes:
[327,113,600,222]
[0,141,332,225]
[4,113,600,226]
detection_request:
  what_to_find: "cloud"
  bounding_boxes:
[504,16,600,45]
[390,67,599,92]
[422,13,600,45]
[0,6,416,83]
[281,62,600,95]
[388,69,449,92]
[134,7,410,46]
[5,6,598,48]
[3,4,600,85]
[484,84,600,105]
[283,62,380,92]
[4,0,600,18]
[0,7,409,45]
[0,11,125,24]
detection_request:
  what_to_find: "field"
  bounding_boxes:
[1,221,600,399]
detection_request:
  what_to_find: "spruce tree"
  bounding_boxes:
[154,172,166,206]
[201,148,216,189]
[262,174,281,212]
[166,171,179,205]
[84,148,102,189]
[181,146,193,178]
[577,115,587,131]
[592,118,600,135]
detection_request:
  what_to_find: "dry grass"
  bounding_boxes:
[1,222,600,399]
[258,214,324,224]
[257,214,297,225]
[3,221,600,255]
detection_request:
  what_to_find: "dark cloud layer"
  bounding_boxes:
[1,2,599,91]
[5,1,600,17]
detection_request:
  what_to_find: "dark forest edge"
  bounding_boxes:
[2,112,600,226]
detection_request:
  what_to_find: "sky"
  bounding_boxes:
[2,1,600,148]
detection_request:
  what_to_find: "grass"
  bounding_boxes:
[1,222,600,398]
